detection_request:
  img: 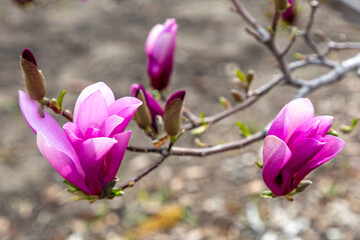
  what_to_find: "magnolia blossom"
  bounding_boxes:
[282,0,296,23]
[262,98,345,196]
[19,82,142,196]
[145,19,177,91]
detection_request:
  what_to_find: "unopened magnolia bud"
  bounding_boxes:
[20,48,46,101]
[230,89,244,102]
[295,180,312,193]
[146,19,177,91]
[99,177,119,199]
[134,89,152,129]
[164,90,185,136]
[274,0,288,11]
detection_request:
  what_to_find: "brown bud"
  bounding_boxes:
[230,89,244,102]
[134,89,152,129]
[20,49,46,101]
[164,91,185,136]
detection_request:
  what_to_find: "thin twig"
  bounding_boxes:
[127,129,267,157]
[181,75,283,130]
[271,10,281,41]
[303,1,323,57]
[231,0,293,82]
[118,154,170,191]
[281,35,297,58]
[41,98,73,122]
[231,0,270,43]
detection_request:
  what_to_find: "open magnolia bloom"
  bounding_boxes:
[19,82,142,198]
[262,98,345,196]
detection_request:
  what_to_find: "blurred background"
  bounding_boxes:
[1,0,360,239]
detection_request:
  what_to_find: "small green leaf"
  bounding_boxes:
[63,179,79,189]
[340,125,352,133]
[260,190,275,199]
[290,26,297,38]
[200,113,206,125]
[293,52,303,60]
[352,118,359,128]
[170,135,177,143]
[191,125,208,136]
[235,121,251,137]
[218,96,230,109]
[57,90,66,110]
[327,129,339,136]
[150,89,162,101]
[111,189,124,197]
[235,69,247,83]
[285,195,294,202]
[255,161,263,169]
[340,117,359,133]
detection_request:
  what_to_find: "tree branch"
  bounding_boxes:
[231,0,270,43]
[293,52,360,98]
[127,129,267,157]
[181,75,283,130]
[118,154,170,191]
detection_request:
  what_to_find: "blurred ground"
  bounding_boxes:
[1,0,360,239]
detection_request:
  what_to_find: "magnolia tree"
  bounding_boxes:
[17,0,360,203]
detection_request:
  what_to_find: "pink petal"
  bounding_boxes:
[84,126,102,139]
[145,24,164,54]
[152,33,175,65]
[144,89,164,121]
[292,135,345,187]
[281,137,325,194]
[73,82,115,122]
[103,131,131,183]
[262,135,292,196]
[107,97,142,132]
[19,91,78,163]
[63,122,84,149]
[307,116,333,137]
[37,132,89,194]
[285,98,314,141]
[267,104,289,141]
[101,115,124,137]
[287,116,334,146]
[75,90,109,135]
[77,137,117,195]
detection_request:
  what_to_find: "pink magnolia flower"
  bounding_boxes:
[282,0,296,24]
[145,18,177,91]
[262,98,345,196]
[19,82,142,196]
